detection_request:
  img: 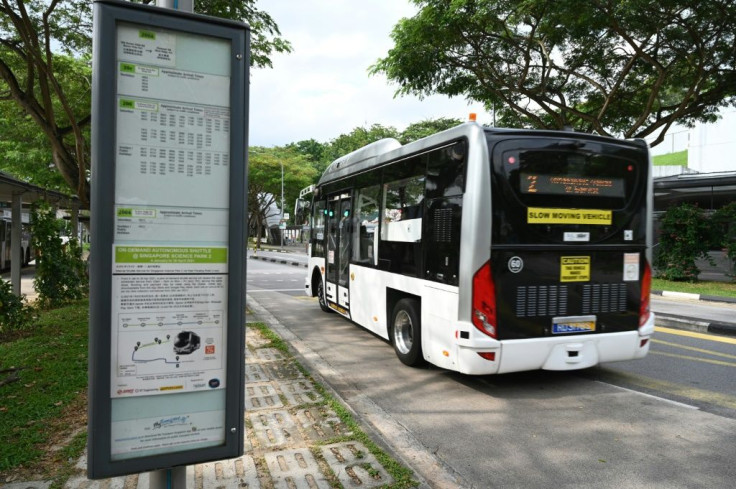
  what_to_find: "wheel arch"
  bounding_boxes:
[386,287,421,331]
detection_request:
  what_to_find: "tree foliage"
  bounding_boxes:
[30,200,88,308]
[0,0,292,207]
[654,204,717,281]
[248,147,317,247]
[371,0,736,145]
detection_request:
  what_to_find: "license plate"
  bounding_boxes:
[552,316,596,334]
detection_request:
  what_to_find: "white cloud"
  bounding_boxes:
[249,0,491,147]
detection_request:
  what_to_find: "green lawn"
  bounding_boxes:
[652,149,687,166]
[652,278,736,298]
[0,300,89,478]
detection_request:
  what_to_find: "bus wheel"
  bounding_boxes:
[316,279,331,313]
[391,299,424,367]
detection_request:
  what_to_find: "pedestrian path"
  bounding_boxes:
[5,325,397,489]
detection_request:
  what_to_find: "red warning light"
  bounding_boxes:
[508,156,517,165]
[627,164,634,172]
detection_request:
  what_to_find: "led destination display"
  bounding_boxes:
[521,173,625,198]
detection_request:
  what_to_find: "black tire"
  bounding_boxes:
[391,298,424,367]
[316,277,332,313]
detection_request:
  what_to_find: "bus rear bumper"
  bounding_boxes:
[456,318,654,375]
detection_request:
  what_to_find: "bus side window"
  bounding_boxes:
[379,175,425,276]
[426,140,467,199]
[312,200,326,258]
[353,185,380,266]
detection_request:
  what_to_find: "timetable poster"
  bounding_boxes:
[110,23,231,400]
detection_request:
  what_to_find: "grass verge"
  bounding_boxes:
[248,321,418,488]
[0,300,89,483]
[652,278,736,298]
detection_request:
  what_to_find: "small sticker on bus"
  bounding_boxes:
[623,253,639,281]
[564,232,590,242]
[527,207,612,225]
[560,256,590,282]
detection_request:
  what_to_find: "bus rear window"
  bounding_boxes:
[502,146,640,210]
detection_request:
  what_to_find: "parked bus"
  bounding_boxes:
[0,217,33,270]
[304,121,654,375]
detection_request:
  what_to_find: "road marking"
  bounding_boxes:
[595,369,736,411]
[595,381,699,410]
[649,350,736,368]
[653,339,736,360]
[655,326,736,345]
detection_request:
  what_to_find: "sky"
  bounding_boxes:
[249,0,492,147]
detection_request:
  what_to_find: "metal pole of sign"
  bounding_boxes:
[280,162,284,249]
[147,0,188,478]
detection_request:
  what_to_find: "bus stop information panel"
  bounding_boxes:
[89,0,248,479]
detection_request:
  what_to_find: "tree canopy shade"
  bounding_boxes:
[0,0,292,207]
[371,0,736,146]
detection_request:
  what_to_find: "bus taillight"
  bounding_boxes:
[639,260,652,326]
[472,261,497,339]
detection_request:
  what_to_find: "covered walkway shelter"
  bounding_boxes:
[0,170,80,297]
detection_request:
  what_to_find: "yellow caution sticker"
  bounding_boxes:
[560,256,590,282]
[528,207,612,225]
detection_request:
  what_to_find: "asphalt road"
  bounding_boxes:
[246,258,736,488]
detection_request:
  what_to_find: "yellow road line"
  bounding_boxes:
[655,326,736,345]
[652,339,736,360]
[596,369,736,411]
[649,350,736,368]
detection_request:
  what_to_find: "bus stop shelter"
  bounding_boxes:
[0,170,81,297]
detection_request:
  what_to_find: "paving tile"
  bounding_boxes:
[253,348,286,363]
[245,383,284,410]
[245,364,270,382]
[198,455,260,488]
[248,410,303,450]
[264,449,330,489]
[264,361,304,380]
[279,379,322,405]
[295,407,351,442]
[320,442,394,488]
[3,482,52,489]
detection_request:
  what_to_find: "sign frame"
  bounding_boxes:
[88,0,248,479]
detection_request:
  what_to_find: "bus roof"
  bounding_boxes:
[317,122,648,187]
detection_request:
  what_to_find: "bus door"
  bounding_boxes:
[325,192,352,314]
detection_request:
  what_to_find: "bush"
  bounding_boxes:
[711,202,736,276]
[30,201,88,309]
[654,203,717,281]
[0,279,32,335]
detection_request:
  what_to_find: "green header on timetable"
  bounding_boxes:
[115,246,227,264]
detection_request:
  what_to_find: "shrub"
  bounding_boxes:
[30,201,88,308]
[654,203,717,281]
[0,278,32,336]
[711,202,736,277]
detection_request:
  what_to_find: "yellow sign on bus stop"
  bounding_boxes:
[560,256,590,282]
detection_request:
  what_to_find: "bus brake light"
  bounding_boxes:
[472,261,497,339]
[639,260,652,326]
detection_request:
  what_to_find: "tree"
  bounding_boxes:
[0,0,292,207]
[248,147,317,248]
[371,0,736,146]
[399,117,463,144]
[323,124,400,164]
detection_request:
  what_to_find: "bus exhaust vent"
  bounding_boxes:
[582,283,627,314]
[433,207,453,243]
[515,285,568,317]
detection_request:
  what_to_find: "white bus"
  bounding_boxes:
[304,121,654,375]
[0,217,33,270]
